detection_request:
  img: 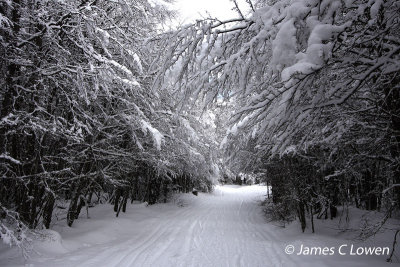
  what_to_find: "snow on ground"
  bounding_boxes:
[0,185,399,266]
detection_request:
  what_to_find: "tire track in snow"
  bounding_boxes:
[34,185,291,267]
[121,205,198,266]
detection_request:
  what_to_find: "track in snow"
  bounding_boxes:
[4,185,391,267]
[35,185,294,267]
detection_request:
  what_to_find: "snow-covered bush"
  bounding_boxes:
[0,206,32,258]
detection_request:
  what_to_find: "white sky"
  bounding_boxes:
[171,0,247,25]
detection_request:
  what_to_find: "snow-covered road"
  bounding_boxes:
[0,185,394,266]
[47,185,286,267]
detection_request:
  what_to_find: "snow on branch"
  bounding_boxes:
[141,119,164,150]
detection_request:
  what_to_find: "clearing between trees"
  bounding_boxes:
[0,185,394,266]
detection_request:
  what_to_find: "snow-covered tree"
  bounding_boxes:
[0,0,223,253]
[155,0,400,231]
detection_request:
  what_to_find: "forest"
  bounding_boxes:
[1,0,399,262]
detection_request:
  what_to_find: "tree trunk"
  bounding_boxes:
[122,190,128,213]
[67,182,84,227]
[310,205,315,233]
[43,193,55,229]
[298,201,306,232]
[114,188,121,212]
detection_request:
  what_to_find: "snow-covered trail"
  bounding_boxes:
[12,185,288,267]
[0,185,394,267]
[44,185,291,267]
